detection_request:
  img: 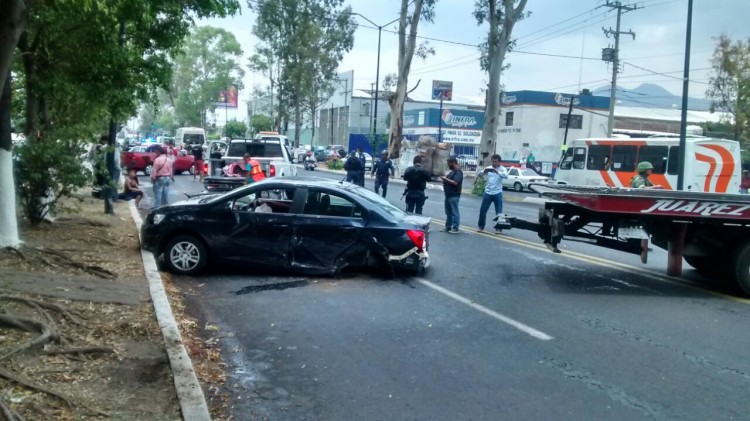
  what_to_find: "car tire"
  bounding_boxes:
[188,166,195,175]
[514,182,524,192]
[163,235,208,275]
[175,170,184,175]
[732,241,750,296]
[144,164,153,176]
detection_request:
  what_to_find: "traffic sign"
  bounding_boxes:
[432,80,453,101]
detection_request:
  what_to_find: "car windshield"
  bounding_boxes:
[521,169,540,176]
[227,141,283,157]
[183,134,204,145]
[344,184,406,222]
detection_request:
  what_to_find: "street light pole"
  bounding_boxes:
[350,13,400,148]
[373,27,382,141]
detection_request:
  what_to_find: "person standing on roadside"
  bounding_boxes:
[741,170,750,194]
[371,150,394,197]
[344,150,365,187]
[192,144,205,182]
[477,154,508,233]
[440,156,463,233]
[150,146,174,208]
[403,156,431,215]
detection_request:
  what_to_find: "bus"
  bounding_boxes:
[554,137,742,193]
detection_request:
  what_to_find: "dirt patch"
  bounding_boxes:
[0,195,180,420]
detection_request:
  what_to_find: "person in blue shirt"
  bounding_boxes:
[371,150,394,197]
[477,154,508,233]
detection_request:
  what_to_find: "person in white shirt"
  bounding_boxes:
[477,154,508,233]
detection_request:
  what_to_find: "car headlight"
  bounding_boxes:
[153,214,166,225]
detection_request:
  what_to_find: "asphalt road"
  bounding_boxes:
[138,170,750,420]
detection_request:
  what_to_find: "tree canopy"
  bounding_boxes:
[707,34,750,144]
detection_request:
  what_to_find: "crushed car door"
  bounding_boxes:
[220,187,296,268]
[291,189,366,273]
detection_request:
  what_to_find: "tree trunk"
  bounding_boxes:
[0,70,20,247]
[0,0,26,96]
[310,103,317,147]
[293,95,301,148]
[478,0,527,169]
[386,0,425,159]
[21,36,38,141]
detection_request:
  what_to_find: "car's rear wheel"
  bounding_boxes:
[514,182,523,192]
[732,242,750,296]
[144,164,153,176]
[188,166,195,175]
[164,235,207,275]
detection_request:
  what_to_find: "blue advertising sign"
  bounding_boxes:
[500,90,610,110]
[432,80,453,101]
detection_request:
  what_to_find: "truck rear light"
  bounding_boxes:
[406,230,425,252]
[270,165,276,176]
[203,162,208,174]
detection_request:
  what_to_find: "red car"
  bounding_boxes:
[121,144,195,176]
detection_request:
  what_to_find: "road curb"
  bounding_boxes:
[129,202,211,421]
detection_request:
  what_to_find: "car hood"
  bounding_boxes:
[167,194,221,207]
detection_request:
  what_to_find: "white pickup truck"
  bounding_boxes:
[203,138,297,192]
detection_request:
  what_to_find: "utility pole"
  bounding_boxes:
[676,0,693,191]
[602,1,638,136]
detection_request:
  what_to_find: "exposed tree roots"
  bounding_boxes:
[41,346,114,357]
[0,314,58,361]
[0,367,73,408]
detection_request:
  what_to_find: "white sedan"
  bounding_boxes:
[502,167,549,192]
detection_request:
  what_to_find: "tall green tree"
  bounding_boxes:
[0,0,240,247]
[172,26,245,127]
[249,114,274,136]
[707,34,750,144]
[476,0,528,170]
[385,0,437,159]
[251,0,356,148]
[224,119,248,138]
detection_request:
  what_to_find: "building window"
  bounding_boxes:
[505,112,514,126]
[559,114,583,129]
[361,102,370,116]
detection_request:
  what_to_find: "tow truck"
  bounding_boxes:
[502,184,750,295]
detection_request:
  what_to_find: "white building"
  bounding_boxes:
[497,90,610,174]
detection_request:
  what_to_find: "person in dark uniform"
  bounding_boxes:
[371,150,394,197]
[344,151,365,187]
[402,156,431,214]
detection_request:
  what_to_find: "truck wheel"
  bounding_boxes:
[732,242,750,296]
[514,182,524,192]
[144,164,153,176]
[164,235,207,276]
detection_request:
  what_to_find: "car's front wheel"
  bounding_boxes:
[514,182,524,192]
[144,164,153,176]
[164,235,208,275]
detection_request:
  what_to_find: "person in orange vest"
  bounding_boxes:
[243,153,266,184]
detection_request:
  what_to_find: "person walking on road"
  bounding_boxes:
[741,170,750,194]
[631,162,664,189]
[440,156,463,233]
[371,150,394,197]
[344,150,365,187]
[192,144,205,182]
[403,156,432,215]
[477,154,508,233]
[150,146,174,208]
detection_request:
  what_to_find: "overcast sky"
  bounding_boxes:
[201,0,749,121]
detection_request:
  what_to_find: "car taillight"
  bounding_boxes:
[270,165,276,176]
[203,162,208,174]
[406,230,425,252]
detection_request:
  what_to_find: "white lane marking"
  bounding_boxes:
[415,278,554,341]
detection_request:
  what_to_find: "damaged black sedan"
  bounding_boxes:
[140,177,430,276]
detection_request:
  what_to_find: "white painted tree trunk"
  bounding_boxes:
[0,149,20,247]
[478,0,528,170]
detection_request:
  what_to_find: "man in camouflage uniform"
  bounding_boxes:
[631,162,663,189]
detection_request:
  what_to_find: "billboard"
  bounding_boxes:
[432,80,453,101]
[214,85,239,108]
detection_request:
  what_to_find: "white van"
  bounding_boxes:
[175,127,206,149]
